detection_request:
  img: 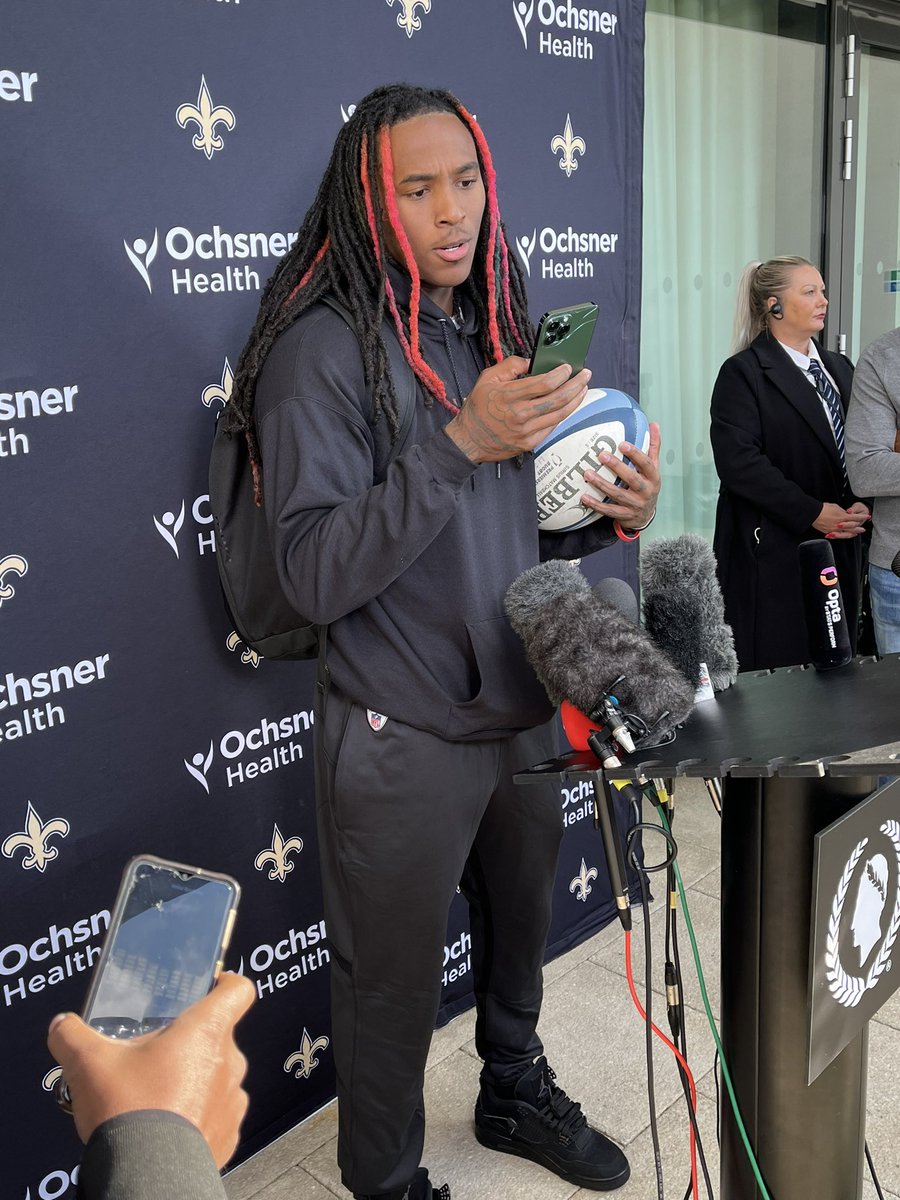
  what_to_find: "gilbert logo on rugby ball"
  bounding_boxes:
[535,389,651,532]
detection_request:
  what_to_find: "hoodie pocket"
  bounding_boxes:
[445,615,553,737]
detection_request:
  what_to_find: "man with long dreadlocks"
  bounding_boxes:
[225,83,660,1200]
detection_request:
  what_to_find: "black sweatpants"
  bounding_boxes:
[313,675,564,1196]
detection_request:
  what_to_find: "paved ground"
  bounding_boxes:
[224,778,900,1200]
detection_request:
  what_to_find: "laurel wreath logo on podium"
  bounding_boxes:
[825,820,900,1008]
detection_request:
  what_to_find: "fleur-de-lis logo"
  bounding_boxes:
[42,1066,64,1093]
[386,0,431,38]
[569,857,599,903]
[284,1028,330,1079]
[0,554,28,608]
[202,358,234,416]
[551,114,586,178]
[515,229,537,277]
[255,823,304,882]
[340,102,357,124]
[226,630,260,668]
[2,803,70,873]
[176,76,236,159]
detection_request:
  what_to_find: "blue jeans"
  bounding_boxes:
[869,564,900,654]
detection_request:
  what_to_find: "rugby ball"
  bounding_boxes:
[535,388,650,533]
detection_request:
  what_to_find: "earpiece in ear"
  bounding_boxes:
[768,299,784,319]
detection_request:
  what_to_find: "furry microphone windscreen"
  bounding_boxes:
[640,533,739,689]
[643,588,705,686]
[505,561,695,733]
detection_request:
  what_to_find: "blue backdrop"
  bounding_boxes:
[1,1,645,1192]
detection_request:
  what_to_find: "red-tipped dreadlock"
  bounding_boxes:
[456,104,505,364]
[283,237,331,308]
[376,126,458,412]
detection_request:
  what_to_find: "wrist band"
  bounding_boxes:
[614,520,640,542]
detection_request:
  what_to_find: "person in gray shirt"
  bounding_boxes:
[846,327,900,653]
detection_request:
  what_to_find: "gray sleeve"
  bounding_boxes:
[846,342,900,496]
[256,313,477,624]
[77,1111,226,1200]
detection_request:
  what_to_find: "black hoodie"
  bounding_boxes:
[255,272,615,740]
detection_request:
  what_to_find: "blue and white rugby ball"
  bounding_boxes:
[534,388,650,533]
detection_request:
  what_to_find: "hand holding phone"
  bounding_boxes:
[79,856,240,1039]
[48,972,255,1167]
[528,302,599,376]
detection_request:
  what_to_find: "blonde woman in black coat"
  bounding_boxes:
[710,257,870,671]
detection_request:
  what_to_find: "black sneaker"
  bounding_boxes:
[354,1168,451,1200]
[474,1056,630,1191]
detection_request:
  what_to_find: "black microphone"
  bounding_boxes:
[591,577,641,752]
[892,548,900,579]
[798,539,853,669]
[642,588,705,688]
[504,561,696,742]
[640,534,739,689]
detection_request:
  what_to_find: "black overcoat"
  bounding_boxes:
[710,331,863,671]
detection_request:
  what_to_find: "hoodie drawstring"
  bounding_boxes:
[439,318,501,483]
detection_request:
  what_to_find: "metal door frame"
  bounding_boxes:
[825,0,900,358]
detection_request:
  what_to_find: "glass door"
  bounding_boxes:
[827,2,900,360]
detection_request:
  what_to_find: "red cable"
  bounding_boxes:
[625,929,699,1200]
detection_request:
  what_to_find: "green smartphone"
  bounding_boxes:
[528,301,599,376]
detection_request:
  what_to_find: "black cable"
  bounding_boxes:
[866,1141,885,1200]
[664,803,705,1200]
[635,851,665,1200]
[702,785,724,1155]
[632,791,716,1200]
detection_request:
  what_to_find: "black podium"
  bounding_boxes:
[518,655,900,1200]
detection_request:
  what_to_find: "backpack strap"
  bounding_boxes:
[319,295,418,483]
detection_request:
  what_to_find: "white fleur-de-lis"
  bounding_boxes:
[551,114,586,178]
[386,0,431,38]
[226,630,260,668]
[0,554,28,607]
[176,76,236,159]
[284,1028,330,1079]
[202,358,234,415]
[569,857,599,903]
[2,802,70,873]
[255,823,303,882]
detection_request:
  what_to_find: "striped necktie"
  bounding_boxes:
[808,359,847,484]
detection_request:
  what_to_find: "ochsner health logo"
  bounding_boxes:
[124,223,297,297]
[153,495,216,559]
[124,230,159,292]
[516,219,619,281]
[183,709,313,792]
[513,0,619,59]
[515,230,537,277]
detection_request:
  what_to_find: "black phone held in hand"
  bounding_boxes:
[80,855,240,1039]
[528,301,599,376]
